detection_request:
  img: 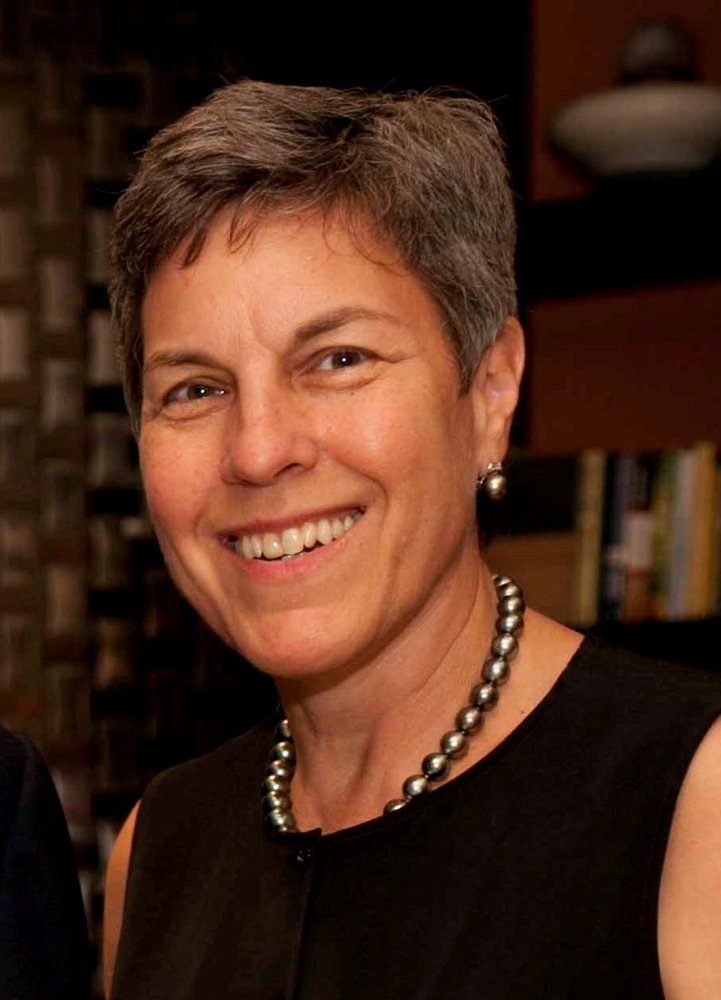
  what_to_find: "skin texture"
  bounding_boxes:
[103,211,721,998]
[137,212,503,684]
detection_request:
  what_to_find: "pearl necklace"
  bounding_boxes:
[262,574,525,834]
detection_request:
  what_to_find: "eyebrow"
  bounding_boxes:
[143,305,403,374]
[293,306,402,344]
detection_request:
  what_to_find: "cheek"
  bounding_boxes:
[139,433,205,538]
[328,401,426,485]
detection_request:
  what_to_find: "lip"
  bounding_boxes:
[220,505,365,538]
[219,507,365,582]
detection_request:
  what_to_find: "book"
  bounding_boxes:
[599,453,635,621]
[620,454,656,622]
[486,451,605,625]
[573,450,606,626]
[486,445,720,626]
[687,442,718,618]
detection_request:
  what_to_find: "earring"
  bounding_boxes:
[478,461,507,501]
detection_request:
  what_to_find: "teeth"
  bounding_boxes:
[316,519,333,545]
[233,510,361,561]
[262,534,283,560]
[281,527,303,555]
[301,521,317,548]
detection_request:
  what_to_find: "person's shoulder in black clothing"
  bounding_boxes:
[0,725,90,999]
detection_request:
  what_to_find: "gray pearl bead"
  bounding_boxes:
[471,681,499,710]
[403,774,430,797]
[422,752,450,782]
[485,471,506,500]
[440,730,468,759]
[276,719,292,741]
[267,808,294,830]
[272,740,296,764]
[262,574,525,836]
[497,613,523,636]
[456,705,483,734]
[482,656,510,684]
[491,633,518,660]
[267,760,293,780]
[263,791,290,813]
[263,774,289,796]
[499,594,525,615]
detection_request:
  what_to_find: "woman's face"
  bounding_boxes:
[139,211,512,681]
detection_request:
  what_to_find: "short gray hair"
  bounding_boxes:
[110,80,517,431]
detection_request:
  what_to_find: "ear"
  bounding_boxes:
[469,317,525,469]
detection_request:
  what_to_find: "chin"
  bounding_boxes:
[213,606,367,684]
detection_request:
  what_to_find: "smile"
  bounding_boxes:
[225,509,364,561]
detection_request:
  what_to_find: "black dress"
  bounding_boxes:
[111,638,721,1000]
[0,726,89,999]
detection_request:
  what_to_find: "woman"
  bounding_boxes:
[104,81,721,999]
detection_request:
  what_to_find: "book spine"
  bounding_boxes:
[711,462,721,616]
[573,449,606,626]
[687,441,718,618]
[650,451,676,619]
[666,449,695,619]
[621,453,656,622]
[600,453,635,621]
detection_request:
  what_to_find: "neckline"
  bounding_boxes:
[269,633,597,846]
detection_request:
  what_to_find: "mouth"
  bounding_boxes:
[223,508,364,562]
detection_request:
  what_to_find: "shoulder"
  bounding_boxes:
[0,725,33,815]
[567,636,721,730]
[0,723,30,765]
[104,720,273,994]
[659,714,721,998]
[0,726,89,998]
[104,803,140,999]
[564,640,721,998]
[139,717,274,824]
[573,640,721,998]
[573,634,721,690]
[0,725,74,857]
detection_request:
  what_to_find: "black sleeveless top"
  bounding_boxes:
[111,638,721,1000]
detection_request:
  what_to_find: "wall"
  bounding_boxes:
[527,281,721,454]
[530,0,721,203]
[525,0,721,458]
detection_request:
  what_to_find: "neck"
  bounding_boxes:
[275,561,500,833]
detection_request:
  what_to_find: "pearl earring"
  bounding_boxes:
[478,461,507,501]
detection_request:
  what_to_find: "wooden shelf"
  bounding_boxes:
[520,174,721,302]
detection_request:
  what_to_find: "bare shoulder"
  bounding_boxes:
[658,714,721,999]
[103,802,140,999]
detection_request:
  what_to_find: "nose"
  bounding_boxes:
[219,387,320,487]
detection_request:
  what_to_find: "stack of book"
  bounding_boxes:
[485,443,721,626]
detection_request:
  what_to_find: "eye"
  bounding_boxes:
[315,348,369,371]
[165,382,226,405]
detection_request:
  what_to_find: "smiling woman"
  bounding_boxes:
[104,81,721,1000]
[137,210,495,679]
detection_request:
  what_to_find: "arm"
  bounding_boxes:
[103,802,139,1000]
[658,715,721,998]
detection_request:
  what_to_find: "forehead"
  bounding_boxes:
[141,209,448,349]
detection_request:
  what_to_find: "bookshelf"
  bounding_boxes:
[510,176,721,669]
[485,446,720,633]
